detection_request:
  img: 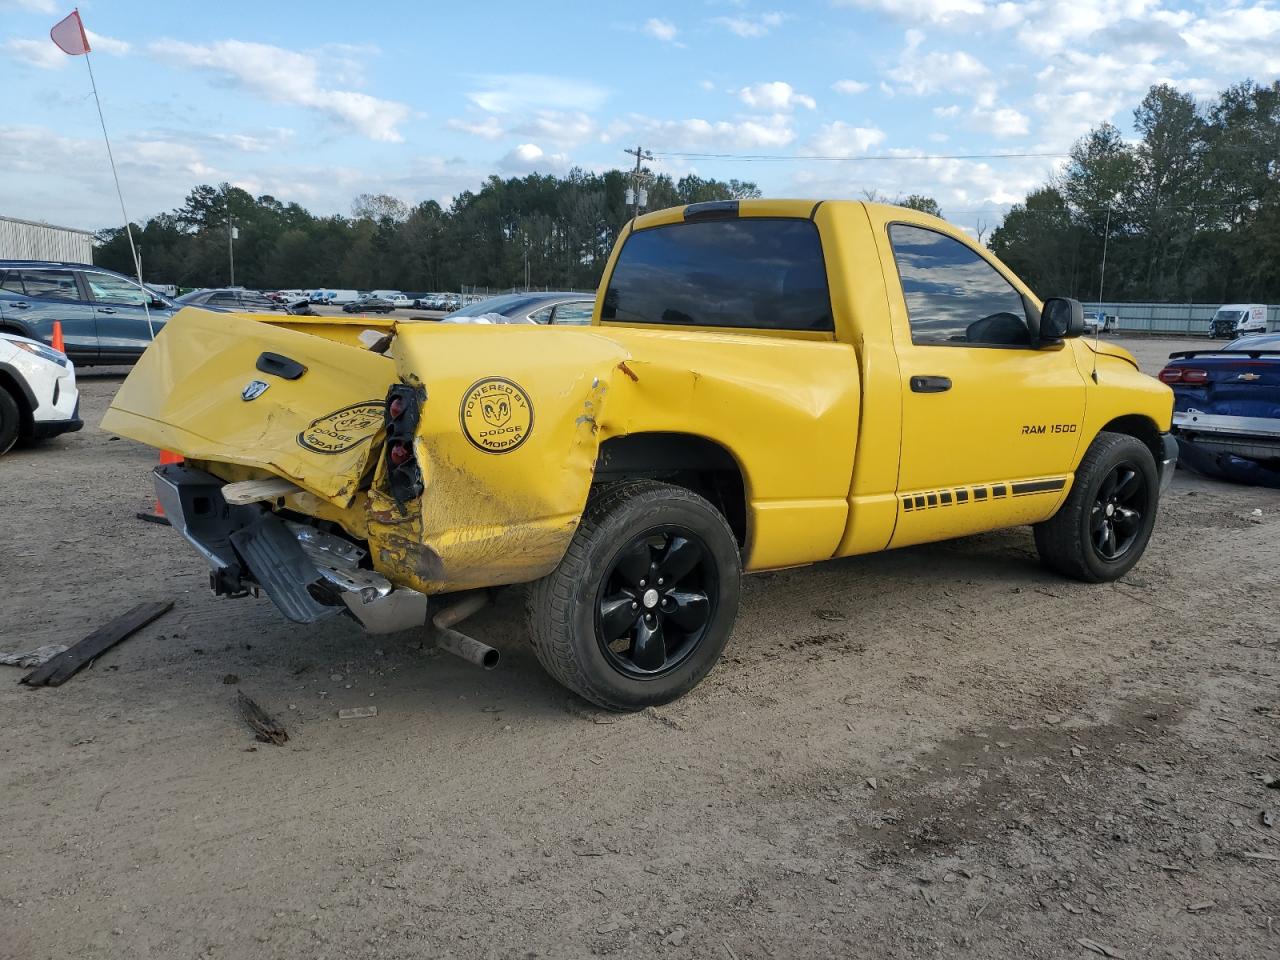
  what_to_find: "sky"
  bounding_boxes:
[1,0,1278,235]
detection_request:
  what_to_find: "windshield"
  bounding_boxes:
[450,294,543,318]
[1214,310,1246,322]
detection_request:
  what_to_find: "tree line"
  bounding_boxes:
[95,172,764,293]
[990,80,1280,304]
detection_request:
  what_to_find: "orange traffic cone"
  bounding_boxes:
[137,450,184,525]
[51,320,65,353]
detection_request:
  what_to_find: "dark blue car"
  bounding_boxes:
[1160,333,1280,487]
[0,260,177,366]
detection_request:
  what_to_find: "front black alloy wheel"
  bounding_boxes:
[1089,462,1147,561]
[1034,431,1160,582]
[528,480,741,711]
[596,529,717,678]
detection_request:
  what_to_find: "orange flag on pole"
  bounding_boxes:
[50,10,91,56]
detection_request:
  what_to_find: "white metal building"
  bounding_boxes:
[0,214,95,263]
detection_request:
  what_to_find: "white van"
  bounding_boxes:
[1209,303,1267,338]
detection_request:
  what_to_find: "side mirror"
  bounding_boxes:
[1040,297,1085,342]
[150,297,169,309]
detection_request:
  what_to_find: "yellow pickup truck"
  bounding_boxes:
[103,200,1176,710]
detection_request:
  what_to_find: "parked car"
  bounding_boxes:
[0,260,176,365]
[1161,333,1280,487]
[1083,311,1117,334]
[105,199,1176,711]
[441,292,596,325]
[0,329,81,455]
[310,289,361,305]
[175,288,288,312]
[343,296,396,314]
[1209,303,1268,338]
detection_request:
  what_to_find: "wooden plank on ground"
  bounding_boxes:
[237,691,289,745]
[20,601,174,687]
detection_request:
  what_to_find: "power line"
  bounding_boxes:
[649,150,1071,162]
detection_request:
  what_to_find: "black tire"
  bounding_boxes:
[1034,431,1159,582]
[527,479,741,711]
[0,387,21,456]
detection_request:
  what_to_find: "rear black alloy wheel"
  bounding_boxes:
[528,480,741,711]
[596,528,717,679]
[1089,462,1146,561]
[1034,431,1159,583]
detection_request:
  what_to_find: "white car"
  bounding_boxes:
[0,331,81,455]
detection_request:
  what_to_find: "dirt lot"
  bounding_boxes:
[2,337,1278,960]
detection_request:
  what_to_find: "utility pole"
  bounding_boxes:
[623,144,653,222]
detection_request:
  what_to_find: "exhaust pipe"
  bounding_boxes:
[431,592,500,669]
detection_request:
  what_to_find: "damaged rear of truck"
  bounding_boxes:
[102,279,860,707]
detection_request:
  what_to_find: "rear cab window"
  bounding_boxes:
[602,217,833,332]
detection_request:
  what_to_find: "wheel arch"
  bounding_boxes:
[593,431,748,549]
[1096,414,1163,466]
[0,364,35,437]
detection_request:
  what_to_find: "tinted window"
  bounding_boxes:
[0,272,24,295]
[889,224,1029,346]
[85,272,148,306]
[603,219,833,331]
[21,269,80,301]
[528,306,553,324]
[209,292,240,306]
[552,301,593,325]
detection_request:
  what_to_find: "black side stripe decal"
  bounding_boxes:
[900,477,1066,512]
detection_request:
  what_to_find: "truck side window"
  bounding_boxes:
[603,218,833,332]
[889,224,1030,347]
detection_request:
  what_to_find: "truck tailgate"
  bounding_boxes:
[101,307,397,506]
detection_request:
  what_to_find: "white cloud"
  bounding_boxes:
[499,143,571,174]
[510,110,597,146]
[466,73,609,114]
[151,40,411,142]
[834,0,988,25]
[633,113,797,150]
[968,105,1030,137]
[1,38,65,69]
[643,18,679,42]
[889,29,997,106]
[447,116,505,140]
[832,79,869,95]
[3,29,130,67]
[85,30,130,56]
[0,0,57,10]
[738,81,815,111]
[1179,4,1280,75]
[713,12,785,38]
[809,121,887,157]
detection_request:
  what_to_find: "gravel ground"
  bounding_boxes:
[1,337,1277,960]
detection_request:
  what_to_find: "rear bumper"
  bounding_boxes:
[154,464,428,633]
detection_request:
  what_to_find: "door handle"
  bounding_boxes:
[98,307,117,314]
[11,301,30,309]
[910,375,952,393]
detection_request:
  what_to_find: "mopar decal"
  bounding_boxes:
[297,401,385,454]
[460,378,533,453]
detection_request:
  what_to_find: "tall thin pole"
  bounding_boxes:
[83,49,153,338]
[1091,206,1111,383]
[623,145,652,223]
[228,212,236,286]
